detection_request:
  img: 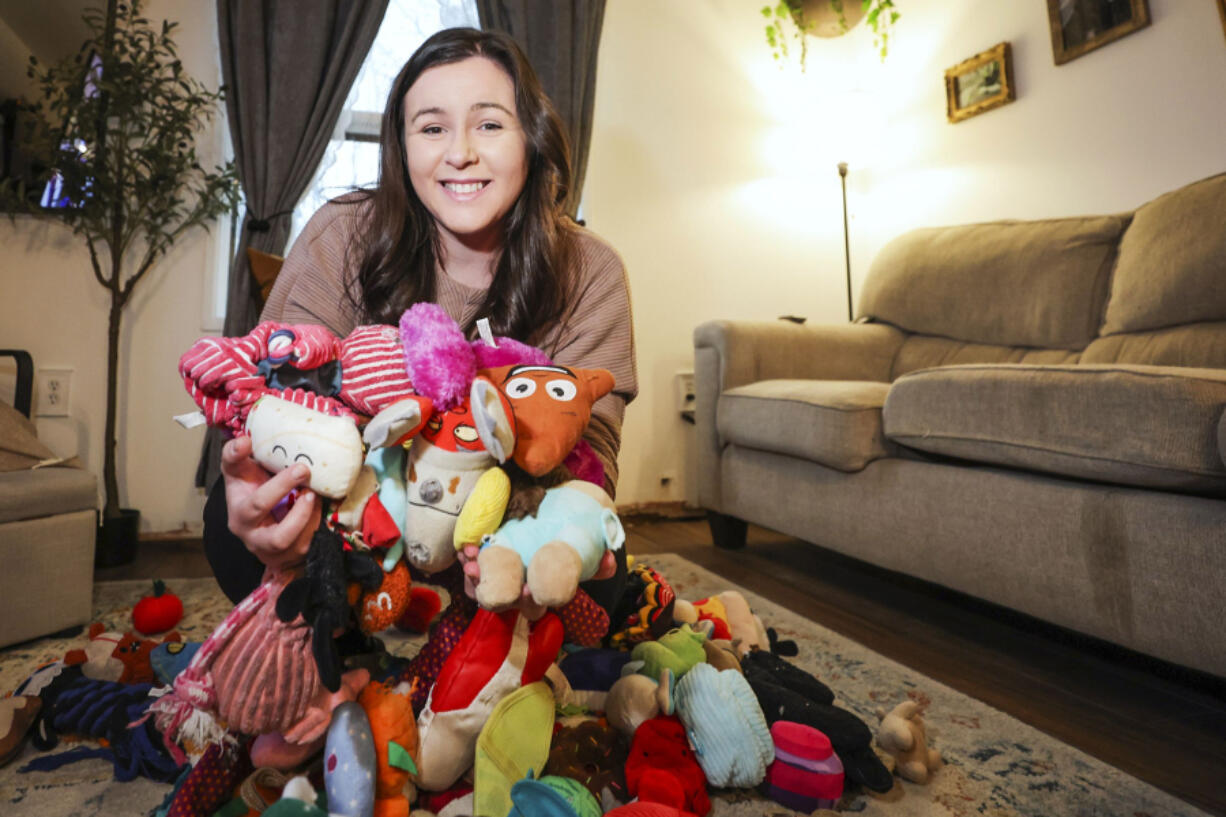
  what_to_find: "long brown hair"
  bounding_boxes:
[345,27,574,346]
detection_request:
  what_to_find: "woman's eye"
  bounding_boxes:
[421,125,444,135]
[478,121,503,132]
[545,379,578,402]
[505,377,537,399]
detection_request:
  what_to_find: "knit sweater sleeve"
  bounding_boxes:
[544,228,638,494]
[260,198,365,336]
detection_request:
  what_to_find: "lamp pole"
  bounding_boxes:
[838,162,853,322]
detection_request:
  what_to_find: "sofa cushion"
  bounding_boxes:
[1081,322,1226,369]
[717,380,892,472]
[883,364,1226,495]
[0,466,98,525]
[892,334,1081,379]
[1102,172,1226,335]
[859,215,1128,350]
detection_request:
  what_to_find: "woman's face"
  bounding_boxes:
[403,56,529,250]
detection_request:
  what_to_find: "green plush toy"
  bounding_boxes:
[630,624,708,681]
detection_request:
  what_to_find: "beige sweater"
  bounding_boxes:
[261,199,638,491]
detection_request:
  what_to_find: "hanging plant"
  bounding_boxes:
[762,0,900,69]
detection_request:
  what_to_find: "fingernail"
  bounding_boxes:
[291,464,309,479]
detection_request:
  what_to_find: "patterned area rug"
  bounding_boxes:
[0,554,1210,817]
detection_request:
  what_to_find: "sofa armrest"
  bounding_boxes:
[692,320,905,511]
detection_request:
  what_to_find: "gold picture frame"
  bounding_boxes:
[944,42,1015,124]
[1046,0,1151,65]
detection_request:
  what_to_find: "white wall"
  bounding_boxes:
[0,0,227,533]
[584,0,1226,508]
[3,0,1224,530]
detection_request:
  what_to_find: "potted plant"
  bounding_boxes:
[1,0,238,566]
[763,0,900,67]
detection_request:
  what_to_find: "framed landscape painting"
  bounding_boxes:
[1046,0,1151,65]
[945,42,1015,124]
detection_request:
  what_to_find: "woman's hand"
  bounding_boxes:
[221,435,320,570]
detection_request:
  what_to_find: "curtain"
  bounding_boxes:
[475,0,606,218]
[199,0,389,489]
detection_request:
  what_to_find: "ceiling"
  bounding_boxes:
[0,0,94,64]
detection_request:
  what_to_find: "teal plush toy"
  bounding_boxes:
[476,480,625,609]
[631,624,708,682]
[675,662,775,788]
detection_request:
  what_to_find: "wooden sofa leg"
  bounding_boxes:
[707,511,748,549]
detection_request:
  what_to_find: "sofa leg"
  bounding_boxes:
[707,511,748,550]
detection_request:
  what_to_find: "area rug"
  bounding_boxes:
[0,555,1210,817]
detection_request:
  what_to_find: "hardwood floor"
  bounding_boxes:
[106,518,1226,816]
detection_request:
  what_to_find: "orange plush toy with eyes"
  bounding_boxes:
[470,364,614,478]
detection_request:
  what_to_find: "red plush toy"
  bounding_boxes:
[133,580,184,635]
[625,716,711,817]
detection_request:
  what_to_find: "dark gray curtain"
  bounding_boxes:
[475,0,606,218]
[199,0,388,489]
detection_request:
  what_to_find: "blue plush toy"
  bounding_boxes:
[476,480,624,609]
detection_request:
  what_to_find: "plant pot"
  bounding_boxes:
[96,508,140,568]
[796,0,867,38]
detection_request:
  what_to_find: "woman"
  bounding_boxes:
[207,27,636,617]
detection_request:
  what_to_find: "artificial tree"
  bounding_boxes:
[2,0,237,563]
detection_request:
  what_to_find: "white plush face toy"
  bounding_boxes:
[245,396,365,499]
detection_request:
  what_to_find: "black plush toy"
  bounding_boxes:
[275,523,382,691]
[743,649,894,794]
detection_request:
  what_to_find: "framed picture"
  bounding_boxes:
[1046,0,1151,65]
[944,42,1015,124]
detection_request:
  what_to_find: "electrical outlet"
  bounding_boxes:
[675,370,696,414]
[36,368,73,417]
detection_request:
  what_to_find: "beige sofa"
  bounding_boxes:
[694,172,1226,679]
[0,350,96,648]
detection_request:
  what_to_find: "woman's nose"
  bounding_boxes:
[446,130,476,167]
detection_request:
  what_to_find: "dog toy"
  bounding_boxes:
[674,662,774,789]
[760,721,844,812]
[625,715,710,816]
[133,580,184,635]
[876,700,942,784]
[475,479,625,609]
[359,679,420,817]
[414,609,562,793]
[63,623,181,685]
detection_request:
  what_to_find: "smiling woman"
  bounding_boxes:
[206,27,638,622]
[403,56,529,286]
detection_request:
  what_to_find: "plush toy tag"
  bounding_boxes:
[476,317,497,348]
[388,740,417,774]
[174,411,207,429]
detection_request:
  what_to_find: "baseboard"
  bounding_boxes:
[615,500,705,520]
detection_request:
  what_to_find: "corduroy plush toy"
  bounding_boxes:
[674,662,774,790]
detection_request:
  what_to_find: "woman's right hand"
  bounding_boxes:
[221,435,320,570]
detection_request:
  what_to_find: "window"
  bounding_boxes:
[288,0,479,248]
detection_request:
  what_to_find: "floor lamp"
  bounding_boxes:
[838,162,853,322]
